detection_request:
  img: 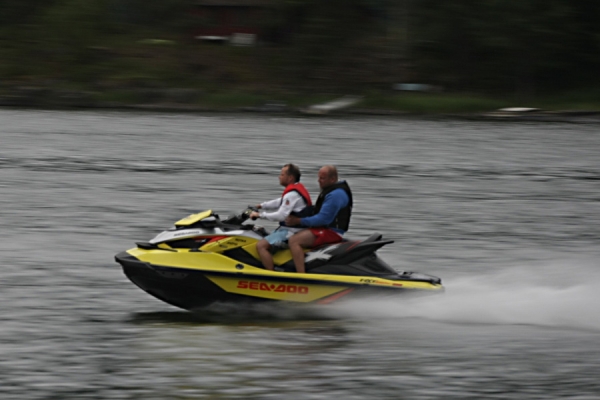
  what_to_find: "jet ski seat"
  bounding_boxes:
[363,232,383,243]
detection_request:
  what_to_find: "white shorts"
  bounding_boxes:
[264,228,293,247]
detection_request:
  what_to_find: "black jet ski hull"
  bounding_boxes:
[116,251,442,311]
[117,252,263,309]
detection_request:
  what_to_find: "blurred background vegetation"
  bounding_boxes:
[1,0,599,111]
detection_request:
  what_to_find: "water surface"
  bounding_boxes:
[1,110,599,399]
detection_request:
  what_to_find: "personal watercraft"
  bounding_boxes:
[115,208,443,310]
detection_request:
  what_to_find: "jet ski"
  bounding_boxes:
[115,208,443,310]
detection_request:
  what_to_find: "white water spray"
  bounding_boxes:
[332,259,600,331]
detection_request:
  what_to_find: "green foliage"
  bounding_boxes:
[361,92,509,113]
[196,91,266,108]
[0,0,598,106]
[268,0,387,84]
[37,0,109,53]
[412,0,600,96]
[0,0,49,25]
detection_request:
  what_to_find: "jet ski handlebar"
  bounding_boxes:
[245,206,259,220]
[222,206,259,225]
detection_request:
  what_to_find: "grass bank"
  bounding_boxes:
[2,84,600,114]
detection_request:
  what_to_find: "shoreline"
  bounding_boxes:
[2,102,600,123]
[1,88,599,123]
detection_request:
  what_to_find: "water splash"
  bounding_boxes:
[332,259,600,332]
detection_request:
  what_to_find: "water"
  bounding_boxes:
[1,109,599,399]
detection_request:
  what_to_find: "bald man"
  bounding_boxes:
[285,165,353,273]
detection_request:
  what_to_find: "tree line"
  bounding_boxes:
[1,0,598,98]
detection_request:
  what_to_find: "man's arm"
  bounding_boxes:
[259,191,303,221]
[299,190,348,227]
[260,197,283,210]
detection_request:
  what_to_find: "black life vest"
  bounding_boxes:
[312,180,353,231]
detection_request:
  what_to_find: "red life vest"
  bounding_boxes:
[279,183,313,227]
[282,182,312,207]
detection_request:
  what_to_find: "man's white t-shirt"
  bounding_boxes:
[259,191,307,230]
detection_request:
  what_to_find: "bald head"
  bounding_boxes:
[318,165,339,189]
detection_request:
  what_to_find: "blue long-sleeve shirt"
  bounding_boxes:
[299,188,350,234]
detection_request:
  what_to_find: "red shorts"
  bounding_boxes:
[309,228,343,247]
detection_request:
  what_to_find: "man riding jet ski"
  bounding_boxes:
[249,163,313,272]
[285,165,353,274]
[115,207,443,311]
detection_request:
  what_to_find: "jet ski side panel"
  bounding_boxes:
[116,251,274,310]
[204,275,352,303]
[116,247,442,310]
[116,251,355,308]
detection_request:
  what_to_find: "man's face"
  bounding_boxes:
[279,166,292,186]
[318,168,336,189]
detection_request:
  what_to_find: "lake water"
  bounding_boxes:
[1,109,599,399]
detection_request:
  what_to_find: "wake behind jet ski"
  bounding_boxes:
[115,208,443,311]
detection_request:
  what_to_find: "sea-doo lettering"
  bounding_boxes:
[173,230,203,237]
[237,280,310,294]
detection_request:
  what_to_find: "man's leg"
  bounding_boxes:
[256,239,274,270]
[288,229,316,273]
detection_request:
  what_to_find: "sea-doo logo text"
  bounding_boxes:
[174,230,201,237]
[237,281,309,294]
